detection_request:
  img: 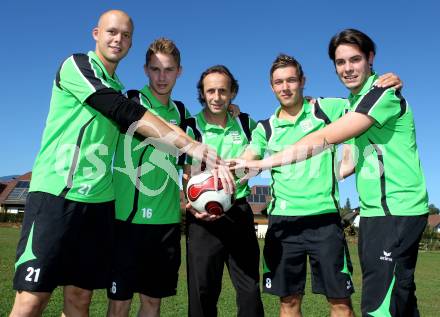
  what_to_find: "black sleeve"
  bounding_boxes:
[86,88,147,130]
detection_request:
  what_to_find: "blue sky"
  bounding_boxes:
[1,0,439,207]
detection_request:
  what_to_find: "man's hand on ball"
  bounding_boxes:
[186,202,224,222]
[211,165,236,194]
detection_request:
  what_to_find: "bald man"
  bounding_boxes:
[10,10,233,317]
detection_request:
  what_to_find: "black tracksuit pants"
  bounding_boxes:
[186,199,264,317]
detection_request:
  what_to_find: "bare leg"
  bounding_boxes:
[280,294,303,317]
[62,286,93,317]
[106,298,132,317]
[9,291,51,317]
[138,294,161,317]
[328,297,355,317]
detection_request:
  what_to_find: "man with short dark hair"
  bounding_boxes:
[231,29,429,317]
[240,54,355,317]
[184,65,264,317]
[328,29,428,317]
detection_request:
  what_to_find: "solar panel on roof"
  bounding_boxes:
[6,188,27,200]
[15,181,30,188]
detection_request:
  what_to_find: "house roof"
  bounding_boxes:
[428,214,440,228]
[0,182,8,195]
[0,172,32,206]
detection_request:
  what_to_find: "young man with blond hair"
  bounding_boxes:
[107,38,191,317]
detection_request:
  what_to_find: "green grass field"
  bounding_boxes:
[1,226,439,316]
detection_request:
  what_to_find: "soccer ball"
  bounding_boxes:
[186,171,233,215]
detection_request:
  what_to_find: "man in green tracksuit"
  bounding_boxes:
[184,65,264,317]
[240,54,355,317]
[231,29,428,317]
[107,38,191,317]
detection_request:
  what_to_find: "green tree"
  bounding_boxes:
[344,198,351,211]
[340,198,352,218]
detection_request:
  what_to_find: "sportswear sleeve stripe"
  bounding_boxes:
[258,118,272,142]
[72,54,109,91]
[173,100,187,127]
[354,86,388,116]
[313,101,331,125]
[55,59,69,89]
[188,118,202,142]
[395,90,408,118]
[179,117,202,166]
[236,113,252,141]
[368,139,391,216]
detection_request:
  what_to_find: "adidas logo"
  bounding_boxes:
[379,250,393,262]
[346,280,352,290]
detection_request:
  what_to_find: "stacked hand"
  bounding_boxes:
[226,158,262,184]
[185,145,266,221]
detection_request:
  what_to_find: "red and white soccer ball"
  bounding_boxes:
[186,171,233,215]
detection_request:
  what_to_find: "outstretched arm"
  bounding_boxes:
[87,89,199,156]
[260,112,374,168]
[231,112,374,174]
[86,88,236,192]
[229,147,262,180]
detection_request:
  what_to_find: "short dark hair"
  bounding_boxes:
[328,28,376,63]
[270,54,304,83]
[197,65,239,105]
